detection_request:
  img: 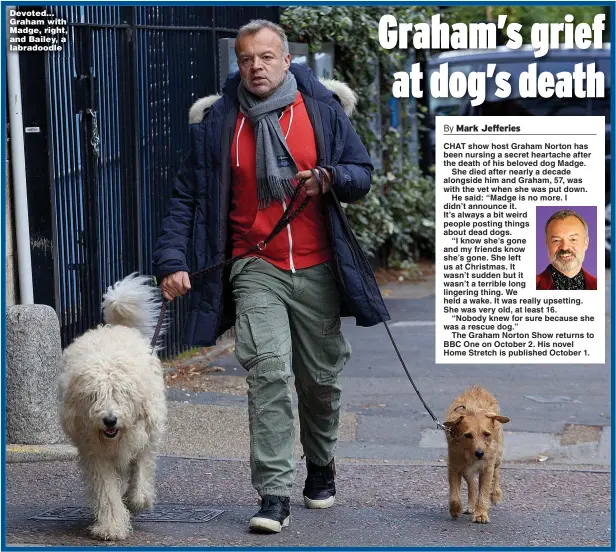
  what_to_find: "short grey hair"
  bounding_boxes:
[544,209,589,241]
[235,19,289,57]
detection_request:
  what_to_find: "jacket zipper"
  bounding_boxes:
[326,206,345,290]
[314,120,344,288]
[214,102,238,342]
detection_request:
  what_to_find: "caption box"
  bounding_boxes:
[8,8,67,52]
[435,116,605,364]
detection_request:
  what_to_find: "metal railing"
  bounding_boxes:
[33,6,279,356]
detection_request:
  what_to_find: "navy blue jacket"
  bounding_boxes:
[153,64,390,346]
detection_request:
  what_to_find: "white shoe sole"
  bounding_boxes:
[304,495,335,509]
[249,515,290,533]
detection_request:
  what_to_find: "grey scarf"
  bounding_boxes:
[236,72,299,209]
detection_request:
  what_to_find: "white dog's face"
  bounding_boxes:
[60,369,144,443]
[89,388,130,440]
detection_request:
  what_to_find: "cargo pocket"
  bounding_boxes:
[318,316,351,384]
[234,293,280,371]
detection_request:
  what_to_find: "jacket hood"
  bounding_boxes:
[188,95,225,127]
[188,64,358,124]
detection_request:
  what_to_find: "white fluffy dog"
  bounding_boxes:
[58,273,167,541]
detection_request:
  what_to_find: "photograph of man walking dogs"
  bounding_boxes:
[4,2,612,548]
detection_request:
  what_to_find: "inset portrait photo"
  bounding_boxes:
[536,206,597,290]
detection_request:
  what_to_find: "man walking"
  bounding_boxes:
[153,19,389,533]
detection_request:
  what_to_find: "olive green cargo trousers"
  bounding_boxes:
[230,257,351,497]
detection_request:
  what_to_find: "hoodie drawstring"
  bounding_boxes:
[236,116,246,167]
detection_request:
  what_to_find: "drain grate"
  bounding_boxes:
[30,505,224,523]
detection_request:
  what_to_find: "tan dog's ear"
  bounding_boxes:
[486,414,510,424]
[443,415,464,430]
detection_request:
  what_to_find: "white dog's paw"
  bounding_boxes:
[127,492,154,515]
[90,522,131,541]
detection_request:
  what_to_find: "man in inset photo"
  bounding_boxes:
[536,209,597,290]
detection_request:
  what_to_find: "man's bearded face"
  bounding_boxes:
[546,216,589,277]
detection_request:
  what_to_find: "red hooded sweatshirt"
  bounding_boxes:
[229,91,332,272]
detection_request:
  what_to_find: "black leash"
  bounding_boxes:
[150,167,448,433]
[381,319,448,432]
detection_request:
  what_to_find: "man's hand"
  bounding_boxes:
[161,271,191,301]
[296,168,332,196]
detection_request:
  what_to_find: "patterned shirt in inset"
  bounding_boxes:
[549,265,586,290]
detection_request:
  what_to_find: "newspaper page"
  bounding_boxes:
[3,4,612,549]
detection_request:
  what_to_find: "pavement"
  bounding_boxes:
[4,269,612,548]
